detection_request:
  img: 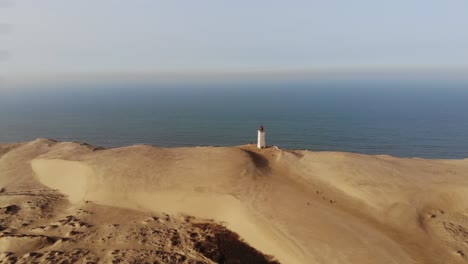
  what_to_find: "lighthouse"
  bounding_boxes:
[257,125,266,149]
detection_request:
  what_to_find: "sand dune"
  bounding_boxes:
[1,139,468,263]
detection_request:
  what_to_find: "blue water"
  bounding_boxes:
[1,79,467,158]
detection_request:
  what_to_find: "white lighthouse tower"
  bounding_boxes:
[257,125,266,149]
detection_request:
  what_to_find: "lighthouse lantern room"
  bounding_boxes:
[257,125,266,149]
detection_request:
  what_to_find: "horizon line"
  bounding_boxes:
[2,66,468,87]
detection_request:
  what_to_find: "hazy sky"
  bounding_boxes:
[2,0,468,77]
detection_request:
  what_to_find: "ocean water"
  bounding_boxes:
[1,79,467,159]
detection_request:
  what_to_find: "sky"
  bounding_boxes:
[1,0,468,80]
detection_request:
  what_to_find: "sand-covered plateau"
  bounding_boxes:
[2,139,468,263]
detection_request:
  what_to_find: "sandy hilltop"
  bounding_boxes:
[1,139,468,263]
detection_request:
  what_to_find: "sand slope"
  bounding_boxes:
[2,139,468,263]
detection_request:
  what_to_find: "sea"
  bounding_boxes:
[1,78,467,159]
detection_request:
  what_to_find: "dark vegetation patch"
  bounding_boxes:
[3,205,19,214]
[110,249,187,264]
[192,223,280,264]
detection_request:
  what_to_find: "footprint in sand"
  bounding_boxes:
[455,250,465,257]
[427,209,445,219]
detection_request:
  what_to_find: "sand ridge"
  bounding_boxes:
[2,138,468,263]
